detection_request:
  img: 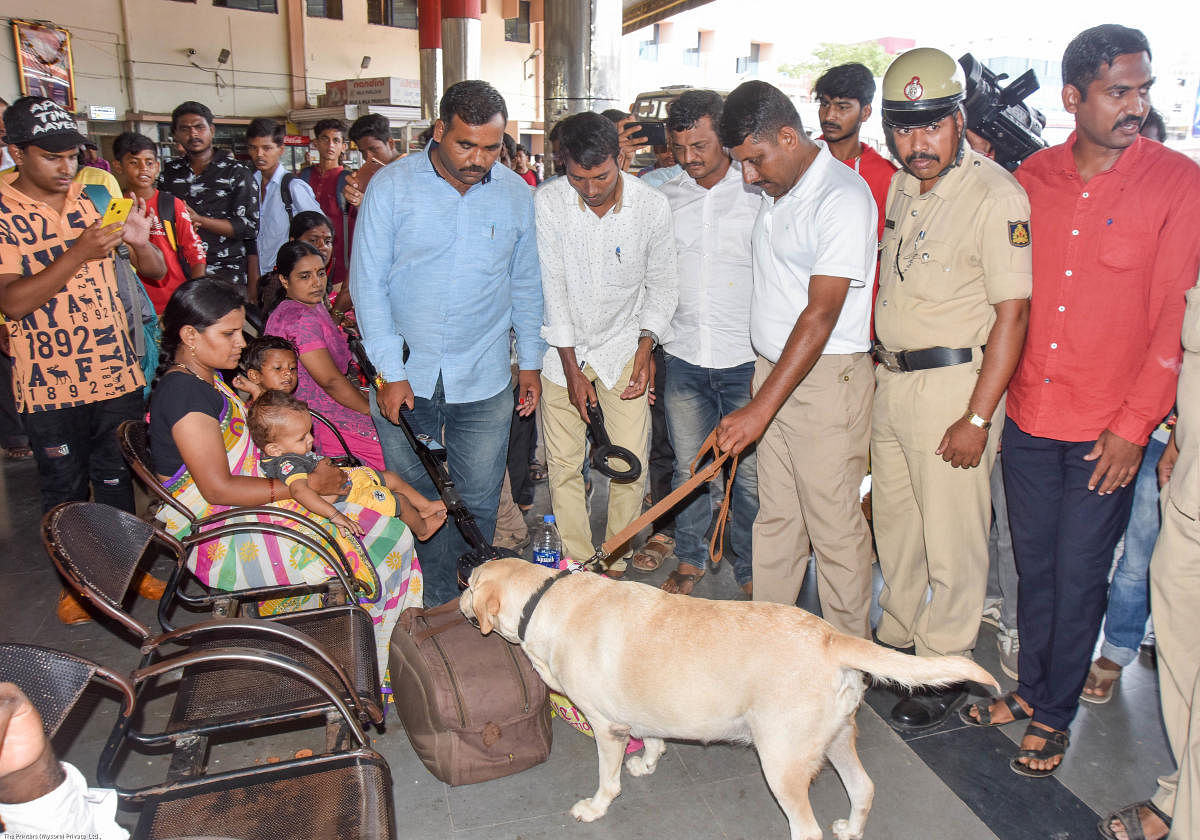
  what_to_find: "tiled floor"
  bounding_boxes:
[0,456,1176,838]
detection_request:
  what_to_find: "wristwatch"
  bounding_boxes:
[638,329,659,350]
[964,408,992,430]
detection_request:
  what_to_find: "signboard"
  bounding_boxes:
[325,77,421,108]
[283,135,310,146]
[88,105,117,120]
[12,19,76,110]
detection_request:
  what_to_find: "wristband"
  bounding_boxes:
[373,372,388,390]
[267,477,277,503]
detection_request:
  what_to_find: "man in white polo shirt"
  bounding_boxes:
[715,80,877,639]
[657,89,762,596]
[537,111,679,573]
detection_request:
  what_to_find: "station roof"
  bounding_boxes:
[622,0,715,34]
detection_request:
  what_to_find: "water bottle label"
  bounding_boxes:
[532,548,561,569]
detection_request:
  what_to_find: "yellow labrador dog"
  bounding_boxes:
[460,558,999,840]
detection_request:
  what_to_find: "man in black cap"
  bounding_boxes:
[0,96,164,624]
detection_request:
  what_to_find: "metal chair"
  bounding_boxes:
[117,419,379,617]
[42,502,385,739]
[0,643,396,840]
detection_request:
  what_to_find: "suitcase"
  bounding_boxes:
[389,600,552,785]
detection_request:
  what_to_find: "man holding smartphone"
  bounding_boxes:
[0,97,165,623]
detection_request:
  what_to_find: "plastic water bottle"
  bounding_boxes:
[531,515,563,569]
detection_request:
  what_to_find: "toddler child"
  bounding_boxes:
[247,389,446,541]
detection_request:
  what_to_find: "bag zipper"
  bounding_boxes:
[421,616,468,727]
[503,643,530,713]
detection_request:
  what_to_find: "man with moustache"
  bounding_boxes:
[654,89,760,596]
[870,48,1031,731]
[714,81,877,639]
[537,111,678,575]
[962,25,1200,785]
[159,101,257,288]
[351,81,545,605]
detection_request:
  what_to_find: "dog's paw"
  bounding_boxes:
[570,797,610,822]
[831,818,862,840]
[625,754,657,777]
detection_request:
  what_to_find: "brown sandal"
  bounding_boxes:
[1081,659,1122,705]
[631,533,675,572]
[661,565,704,596]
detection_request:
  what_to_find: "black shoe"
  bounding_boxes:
[872,630,916,656]
[889,684,968,731]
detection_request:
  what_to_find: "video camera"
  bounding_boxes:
[959,53,1048,170]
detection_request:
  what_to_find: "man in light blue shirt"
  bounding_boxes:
[351,80,545,604]
[247,118,320,297]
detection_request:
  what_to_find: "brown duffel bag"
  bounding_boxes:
[389,599,552,785]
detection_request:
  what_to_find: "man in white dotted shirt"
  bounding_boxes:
[537,112,679,572]
[714,81,878,639]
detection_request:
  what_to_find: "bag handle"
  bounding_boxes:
[585,430,737,572]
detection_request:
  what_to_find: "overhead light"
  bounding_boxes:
[217,48,231,65]
[361,55,372,70]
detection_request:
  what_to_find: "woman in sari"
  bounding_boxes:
[147,278,421,678]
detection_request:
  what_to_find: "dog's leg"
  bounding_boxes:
[826,720,873,840]
[754,732,824,840]
[569,717,627,822]
[625,737,666,777]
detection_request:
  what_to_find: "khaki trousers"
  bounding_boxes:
[541,358,649,570]
[1150,495,1200,836]
[871,352,998,657]
[751,353,875,639]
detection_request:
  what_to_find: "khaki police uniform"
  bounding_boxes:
[1146,276,1200,828]
[872,145,1032,657]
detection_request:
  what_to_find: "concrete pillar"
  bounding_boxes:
[543,0,622,127]
[418,0,443,121]
[441,0,482,92]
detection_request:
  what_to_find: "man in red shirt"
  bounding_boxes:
[961,25,1200,782]
[299,119,348,294]
[814,63,896,242]
[814,62,897,336]
[112,131,206,313]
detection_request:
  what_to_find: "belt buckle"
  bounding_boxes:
[876,347,902,373]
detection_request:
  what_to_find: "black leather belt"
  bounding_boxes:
[872,344,979,373]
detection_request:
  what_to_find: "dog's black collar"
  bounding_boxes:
[517,569,570,641]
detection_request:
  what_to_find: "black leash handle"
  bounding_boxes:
[585,399,642,482]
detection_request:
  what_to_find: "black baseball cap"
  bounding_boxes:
[3,96,88,152]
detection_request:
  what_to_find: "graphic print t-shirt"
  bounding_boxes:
[0,173,144,412]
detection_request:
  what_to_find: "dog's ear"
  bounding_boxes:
[473,575,501,636]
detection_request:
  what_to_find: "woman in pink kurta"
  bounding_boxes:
[263,241,383,467]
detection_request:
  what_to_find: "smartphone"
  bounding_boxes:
[630,120,667,148]
[351,155,386,192]
[100,197,134,227]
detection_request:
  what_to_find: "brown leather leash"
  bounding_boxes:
[583,430,739,573]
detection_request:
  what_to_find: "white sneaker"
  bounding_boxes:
[981,598,1004,629]
[996,628,1019,680]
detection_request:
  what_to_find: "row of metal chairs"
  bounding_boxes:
[6,485,399,838]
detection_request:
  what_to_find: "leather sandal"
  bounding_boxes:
[1081,659,1122,705]
[661,566,703,596]
[1009,723,1069,778]
[56,589,92,625]
[958,691,1031,727]
[631,532,675,572]
[1098,799,1172,840]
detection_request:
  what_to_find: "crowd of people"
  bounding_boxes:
[1,20,1199,840]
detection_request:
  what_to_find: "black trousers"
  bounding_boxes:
[24,390,144,515]
[1002,418,1136,731]
[648,345,676,535]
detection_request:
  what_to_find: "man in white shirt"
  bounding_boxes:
[656,90,762,596]
[537,112,679,573]
[715,81,878,639]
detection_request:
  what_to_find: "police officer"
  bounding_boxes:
[870,48,1032,729]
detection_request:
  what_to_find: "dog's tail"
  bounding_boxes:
[832,635,1000,692]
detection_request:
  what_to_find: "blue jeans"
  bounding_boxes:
[371,376,513,607]
[1100,434,1166,666]
[663,354,757,586]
